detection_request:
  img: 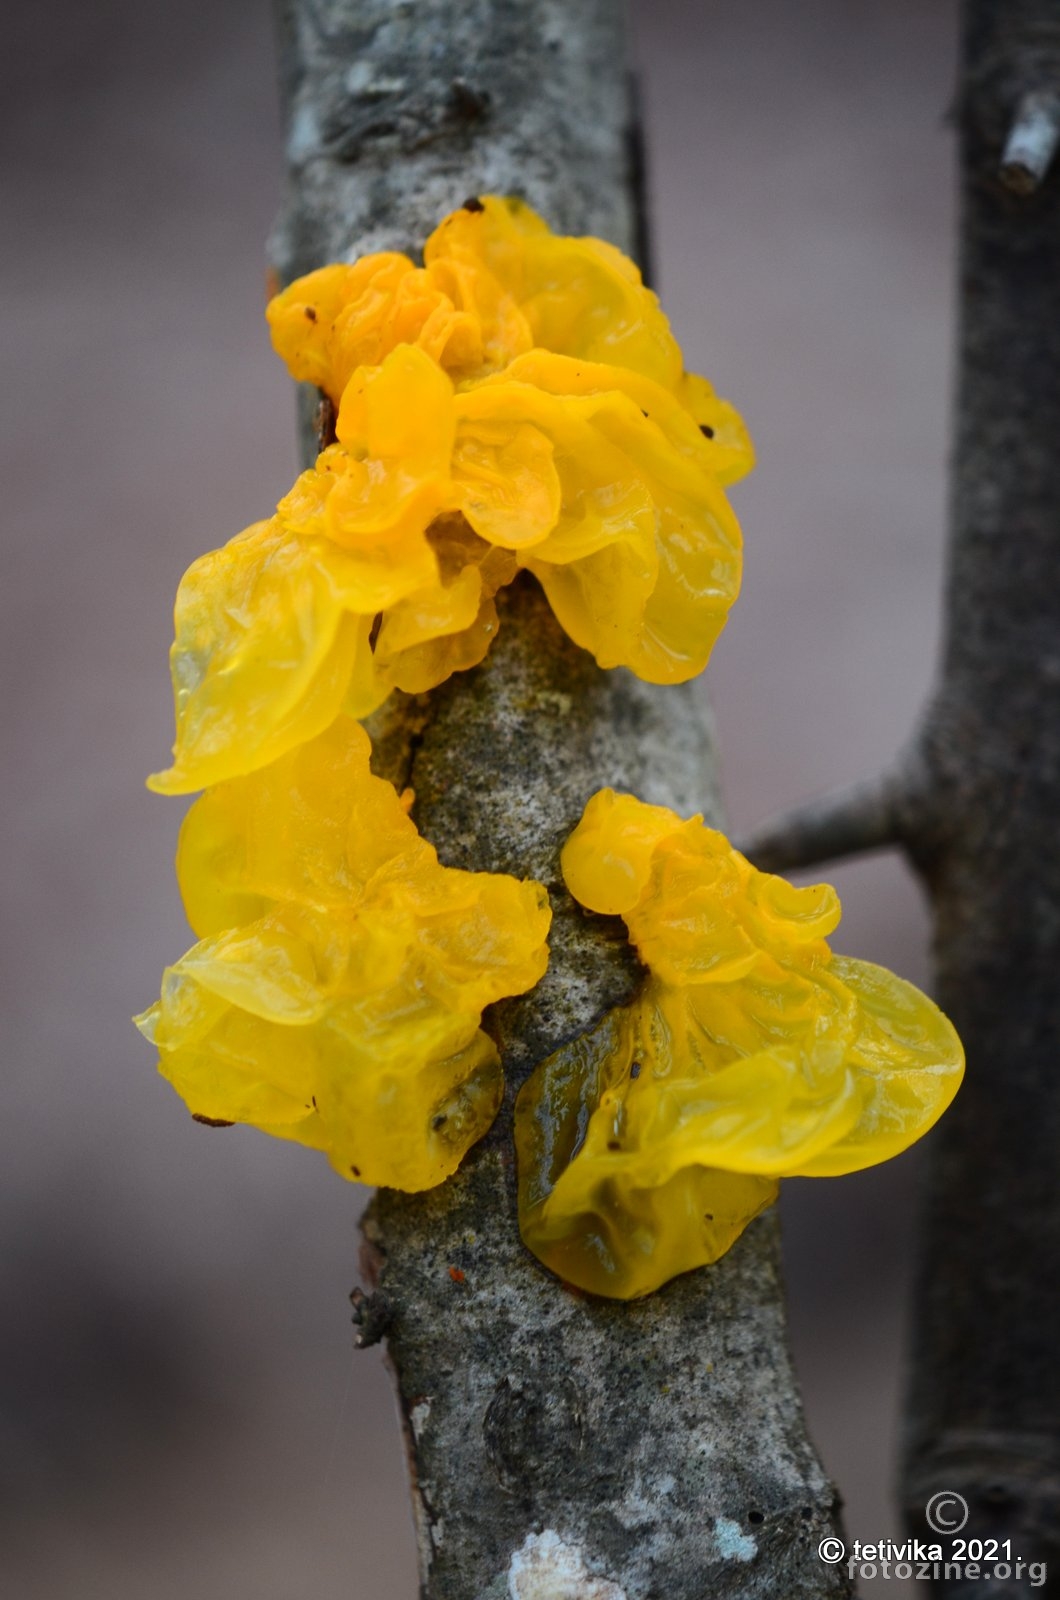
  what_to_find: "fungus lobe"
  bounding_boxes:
[516,790,964,1299]
[137,717,551,1191]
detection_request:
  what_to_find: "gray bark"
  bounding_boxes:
[736,3,1060,1591]
[270,2,849,1595]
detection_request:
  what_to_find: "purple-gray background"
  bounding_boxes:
[1,2,957,1594]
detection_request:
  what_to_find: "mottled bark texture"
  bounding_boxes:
[738,3,1060,1592]
[270,2,848,1596]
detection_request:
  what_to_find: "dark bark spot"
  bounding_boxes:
[314,393,337,450]
[449,79,490,122]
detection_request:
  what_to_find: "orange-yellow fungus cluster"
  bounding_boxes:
[136,718,550,1190]
[150,196,752,795]
[516,790,964,1299]
[140,196,965,1283]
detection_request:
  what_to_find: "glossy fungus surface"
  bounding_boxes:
[516,790,964,1298]
[137,718,551,1190]
[151,197,752,794]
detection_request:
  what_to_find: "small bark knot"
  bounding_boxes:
[448,77,491,123]
[484,1368,586,1494]
[349,1285,392,1348]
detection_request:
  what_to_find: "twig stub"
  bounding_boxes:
[999,89,1060,195]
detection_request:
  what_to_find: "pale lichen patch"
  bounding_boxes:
[410,1398,431,1438]
[507,1529,626,1599]
[714,1515,758,1563]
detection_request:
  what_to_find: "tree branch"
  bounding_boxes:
[735,768,911,876]
[270,2,849,1595]
[899,1,1060,1584]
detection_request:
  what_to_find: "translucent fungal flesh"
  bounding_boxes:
[150,197,752,795]
[516,791,965,1299]
[136,718,551,1190]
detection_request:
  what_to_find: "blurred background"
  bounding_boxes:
[1,1,957,1594]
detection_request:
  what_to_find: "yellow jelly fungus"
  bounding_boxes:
[148,200,753,795]
[516,790,964,1299]
[136,717,551,1191]
[267,195,755,474]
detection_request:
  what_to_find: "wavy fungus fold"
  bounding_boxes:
[138,718,550,1190]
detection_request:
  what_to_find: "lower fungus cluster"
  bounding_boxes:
[515,791,965,1299]
[136,717,550,1191]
